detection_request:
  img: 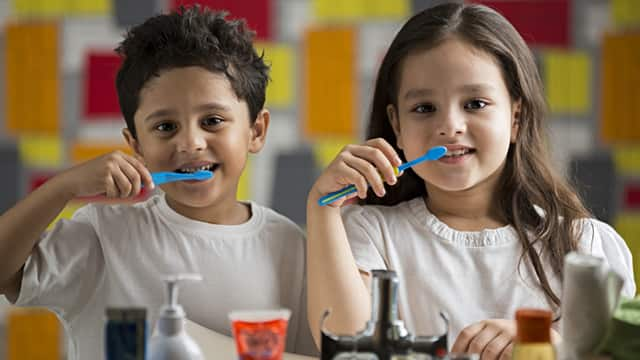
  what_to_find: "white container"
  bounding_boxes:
[148,274,204,360]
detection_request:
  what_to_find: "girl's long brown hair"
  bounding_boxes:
[364,2,591,307]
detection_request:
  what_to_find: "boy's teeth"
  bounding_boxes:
[179,164,213,173]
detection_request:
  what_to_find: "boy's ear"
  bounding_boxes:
[122,128,144,160]
[248,109,270,154]
[511,99,522,143]
[386,104,403,149]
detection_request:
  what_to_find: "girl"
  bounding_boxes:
[306,2,636,359]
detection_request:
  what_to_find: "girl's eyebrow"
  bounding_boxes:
[403,83,497,101]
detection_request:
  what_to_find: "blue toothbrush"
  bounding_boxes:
[317,146,447,206]
[150,170,213,186]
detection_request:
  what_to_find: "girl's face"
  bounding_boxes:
[388,38,520,194]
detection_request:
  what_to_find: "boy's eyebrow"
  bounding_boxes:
[144,103,232,122]
[402,83,497,101]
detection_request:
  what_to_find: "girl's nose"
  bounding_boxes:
[437,108,466,137]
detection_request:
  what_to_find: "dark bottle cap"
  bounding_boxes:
[515,308,552,343]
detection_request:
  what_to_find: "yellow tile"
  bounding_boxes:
[237,157,251,201]
[18,134,63,168]
[12,0,109,15]
[544,50,591,115]
[47,201,84,229]
[304,27,357,139]
[613,146,640,174]
[8,308,60,360]
[255,42,295,108]
[313,0,408,21]
[312,137,357,168]
[612,0,640,27]
[614,213,640,295]
[70,142,132,164]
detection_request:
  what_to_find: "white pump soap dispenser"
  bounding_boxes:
[149,274,204,360]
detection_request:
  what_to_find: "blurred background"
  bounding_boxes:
[0,0,639,302]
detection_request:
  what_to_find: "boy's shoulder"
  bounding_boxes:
[250,202,305,241]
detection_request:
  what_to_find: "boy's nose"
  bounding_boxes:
[176,128,207,153]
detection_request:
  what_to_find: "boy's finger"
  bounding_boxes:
[126,156,154,189]
[119,161,142,196]
[112,169,133,198]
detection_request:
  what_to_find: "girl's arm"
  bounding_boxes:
[306,138,401,345]
[0,151,153,300]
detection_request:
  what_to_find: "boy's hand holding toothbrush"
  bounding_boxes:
[310,138,404,208]
[57,151,155,199]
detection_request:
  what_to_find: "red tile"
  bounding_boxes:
[84,51,122,119]
[473,0,570,47]
[171,0,272,40]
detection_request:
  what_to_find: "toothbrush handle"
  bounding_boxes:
[317,185,358,206]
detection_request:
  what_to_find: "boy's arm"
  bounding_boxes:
[0,151,153,300]
[0,175,75,300]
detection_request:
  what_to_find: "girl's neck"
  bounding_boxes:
[424,174,507,232]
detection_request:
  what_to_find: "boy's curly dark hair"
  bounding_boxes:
[115,5,270,139]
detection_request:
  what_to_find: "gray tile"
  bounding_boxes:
[270,146,319,225]
[569,151,619,223]
[113,0,160,28]
[412,0,462,14]
[0,142,21,213]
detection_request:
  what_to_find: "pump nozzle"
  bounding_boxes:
[157,274,202,336]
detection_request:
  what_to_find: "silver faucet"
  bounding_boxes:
[320,270,448,360]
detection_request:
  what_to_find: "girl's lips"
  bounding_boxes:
[438,151,474,164]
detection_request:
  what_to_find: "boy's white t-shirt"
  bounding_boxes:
[14,194,317,359]
[342,197,636,342]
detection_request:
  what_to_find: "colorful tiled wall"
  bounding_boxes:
[0,0,639,285]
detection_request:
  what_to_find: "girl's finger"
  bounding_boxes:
[350,144,398,186]
[452,322,486,354]
[337,162,370,199]
[342,153,386,197]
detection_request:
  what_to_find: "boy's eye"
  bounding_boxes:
[155,122,177,132]
[202,117,223,127]
[464,100,488,110]
[413,104,436,113]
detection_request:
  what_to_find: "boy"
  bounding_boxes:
[0,6,316,359]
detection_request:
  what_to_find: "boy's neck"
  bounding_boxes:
[165,196,251,225]
[424,171,506,232]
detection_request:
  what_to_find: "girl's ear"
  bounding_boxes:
[248,109,270,154]
[510,99,522,143]
[386,104,403,149]
[122,128,144,161]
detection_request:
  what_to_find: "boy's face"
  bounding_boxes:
[124,66,268,222]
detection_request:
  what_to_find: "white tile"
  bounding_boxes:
[547,119,594,176]
[358,22,402,77]
[62,18,124,73]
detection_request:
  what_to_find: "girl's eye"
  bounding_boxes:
[464,100,488,110]
[202,117,223,127]
[155,122,177,132]
[413,104,436,113]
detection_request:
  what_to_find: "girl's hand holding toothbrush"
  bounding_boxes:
[310,138,402,208]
